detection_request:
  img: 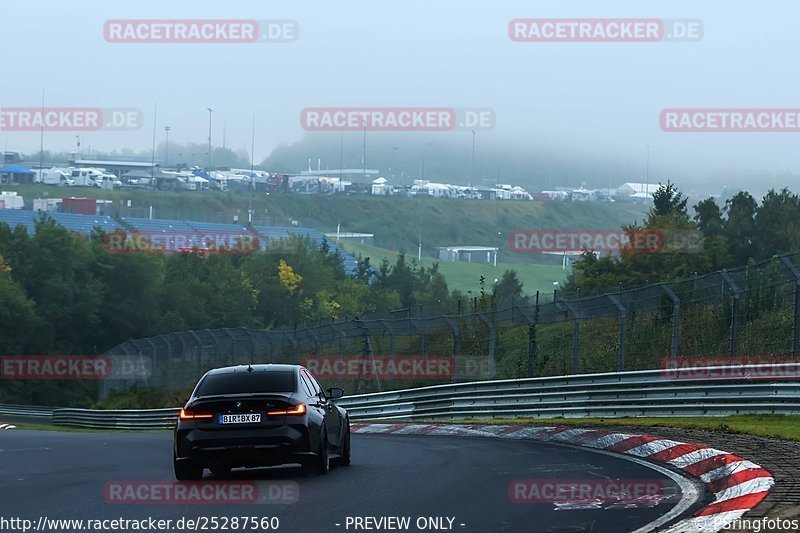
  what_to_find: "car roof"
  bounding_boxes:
[205,364,300,375]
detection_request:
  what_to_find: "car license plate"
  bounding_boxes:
[219,413,261,424]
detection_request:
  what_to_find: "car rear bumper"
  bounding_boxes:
[176,425,315,468]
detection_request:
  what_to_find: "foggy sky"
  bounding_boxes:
[2,0,799,192]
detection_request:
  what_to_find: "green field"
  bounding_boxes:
[338,240,568,296]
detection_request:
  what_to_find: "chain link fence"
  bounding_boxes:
[101,252,800,397]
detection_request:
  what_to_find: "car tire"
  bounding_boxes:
[315,429,330,475]
[174,455,204,481]
[338,423,351,466]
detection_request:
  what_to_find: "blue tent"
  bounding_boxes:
[0,165,34,174]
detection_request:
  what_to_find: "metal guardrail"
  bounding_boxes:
[52,408,180,430]
[5,364,800,429]
[0,404,54,419]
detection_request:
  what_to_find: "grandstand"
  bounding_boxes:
[0,210,359,271]
[253,225,359,273]
[0,209,122,235]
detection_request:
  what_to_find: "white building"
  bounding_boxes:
[0,191,24,209]
[371,177,391,195]
[437,246,498,265]
[616,182,661,196]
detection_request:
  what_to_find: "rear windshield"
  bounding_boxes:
[195,371,295,396]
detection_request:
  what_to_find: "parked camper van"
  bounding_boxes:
[37,168,74,186]
[67,167,120,188]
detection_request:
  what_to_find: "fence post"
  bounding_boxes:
[410,319,426,356]
[558,300,580,374]
[441,315,460,380]
[661,284,681,360]
[477,312,496,379]
[143,338,158,387]
[780,255,800,356]
[606,295,626,371]
[379,320,396,357]
[720,270,741,358]
[514,305,537,377]
[188,330,202,377]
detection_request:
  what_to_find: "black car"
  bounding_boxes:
[173,364,351,480]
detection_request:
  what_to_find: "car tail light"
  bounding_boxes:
[179,408,214,420]
[267,403,306,416]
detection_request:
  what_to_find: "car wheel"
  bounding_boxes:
[174,454,203,481]
[315,429,330,475]
[338,423,351,466]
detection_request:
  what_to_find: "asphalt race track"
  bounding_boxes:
[0,430,701,533]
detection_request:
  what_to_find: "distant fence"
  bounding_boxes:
[100,252,800,396]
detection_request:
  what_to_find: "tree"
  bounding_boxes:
[724,191,758,265]
[651,180,688,220]
[493,270,525,305]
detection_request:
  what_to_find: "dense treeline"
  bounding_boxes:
[0,215,526,359]
[566,184,800,291]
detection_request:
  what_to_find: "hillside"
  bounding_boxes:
[2,185,646,264]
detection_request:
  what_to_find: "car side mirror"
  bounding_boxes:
[327,387,345,399]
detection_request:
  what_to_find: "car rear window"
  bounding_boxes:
[195,371,295,396]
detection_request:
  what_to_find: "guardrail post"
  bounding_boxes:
[558,300,580,373]
[660,284,681,360]
[781,255,800,356]
[720,270,741,358]
[606,294,626,371]
[477,312,496,378]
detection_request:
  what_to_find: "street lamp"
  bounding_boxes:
[361,118,367,179]
[470,130,476,184]
[164,126,171,166]
[206,108,213,170]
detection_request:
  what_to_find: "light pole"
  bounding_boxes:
[362,119,367,180]
[470,130,476,184]
[206,108,213,170]
[164,126,171,166]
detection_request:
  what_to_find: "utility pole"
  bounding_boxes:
[207,108,213,170]
[362,119,367,180]
[164,126,171,166]
[470,130,476,184]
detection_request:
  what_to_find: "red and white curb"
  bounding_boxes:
[351,423,774,532]
[0,423,16,430]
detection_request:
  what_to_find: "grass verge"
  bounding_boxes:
[441,414,800,442]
